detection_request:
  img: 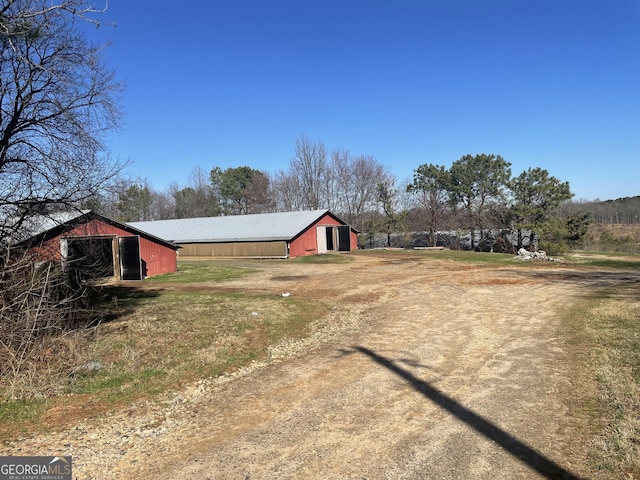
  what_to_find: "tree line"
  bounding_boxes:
[90,136,598,254]
[569,196,640,225]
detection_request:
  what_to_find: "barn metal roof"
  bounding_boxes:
[128,210,337,243]
[9,210,89,243]
[13,210,179,250]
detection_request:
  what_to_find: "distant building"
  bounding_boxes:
[129,209,358,258]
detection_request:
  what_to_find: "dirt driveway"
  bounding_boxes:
[5,252,636,479]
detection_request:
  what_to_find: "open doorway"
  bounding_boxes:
[337,225,351,251]
[118,236,142,280]
[65,236,115,282]
[62,235,143,281]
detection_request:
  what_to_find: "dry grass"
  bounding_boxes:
[565,283,640,478]
[588,293,640,476]
[583,224,640,253]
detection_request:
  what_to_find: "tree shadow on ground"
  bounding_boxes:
[517,268,640,299]
[86,284,163,324]
[353,346,583,480]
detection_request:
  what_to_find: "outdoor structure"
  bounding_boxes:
[18,210,179,280]
[129,209,358,258]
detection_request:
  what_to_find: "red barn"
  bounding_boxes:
[129,209,358,258]
[20,210,179,280]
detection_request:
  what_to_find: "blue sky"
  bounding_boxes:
[90,1,639,201]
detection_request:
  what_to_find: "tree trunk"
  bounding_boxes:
[517,229,523,250]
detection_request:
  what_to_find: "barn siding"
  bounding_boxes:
[138,235,178,277]
[29,218,177,277]
[179,241,287,258]
[350,230,359,250]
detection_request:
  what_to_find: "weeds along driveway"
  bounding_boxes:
[4,252,638,479]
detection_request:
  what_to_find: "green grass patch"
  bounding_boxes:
[0,397,50,442]
[261,297,315,341]
[69,368,167,400]
[146,260,258,283]
[204,349,260,378]
[0,398,47,425]
[357,247,640,269]
[293,253,353,264]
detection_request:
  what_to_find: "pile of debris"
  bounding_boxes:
[515,248,560,262]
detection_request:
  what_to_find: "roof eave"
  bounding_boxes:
[177,237,291,244]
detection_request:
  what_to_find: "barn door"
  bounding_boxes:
[119,236,142,280]
[316,227,327,254]
[337,225,351,251]
[325,226,335,251]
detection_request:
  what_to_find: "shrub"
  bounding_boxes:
[0,249,100,389]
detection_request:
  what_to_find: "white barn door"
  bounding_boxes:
[316,226,327,254]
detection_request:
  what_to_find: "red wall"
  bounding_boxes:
[288,214,358,258]
[350,230,358,251]
[137,235,178,277]
[31,219,177,277]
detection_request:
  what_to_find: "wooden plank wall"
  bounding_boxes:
[179,241,288,258]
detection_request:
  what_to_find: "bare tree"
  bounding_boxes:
[568,197,640,225]
[0,0,123,238]
[0,1,109,34]
[290,135,329,210]
[274,139,390,222]
[330,148,350,213]
[270,169,301,212]
[331,149,389,231]
[149,188,176,220]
